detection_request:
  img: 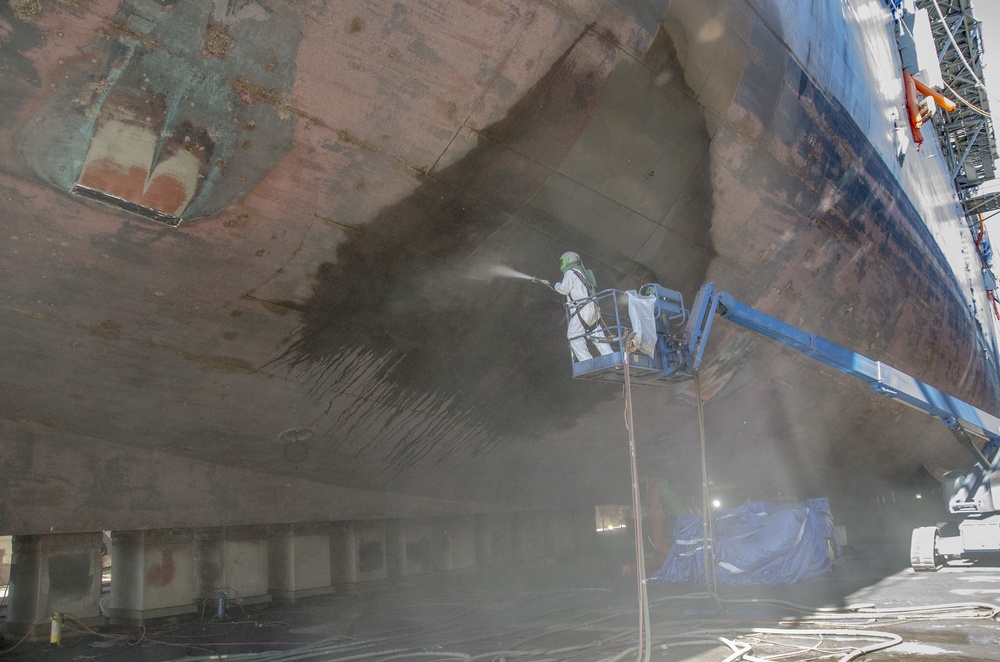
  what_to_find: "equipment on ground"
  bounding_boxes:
[651,498,839,585]
[568,282,1000,571]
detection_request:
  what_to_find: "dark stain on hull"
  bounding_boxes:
[281,24,717,475]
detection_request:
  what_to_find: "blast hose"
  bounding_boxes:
[531,276,554,290]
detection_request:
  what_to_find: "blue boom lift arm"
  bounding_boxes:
[571,281,1000,569]
[700,285,1000,488]
[572,282,1000,522]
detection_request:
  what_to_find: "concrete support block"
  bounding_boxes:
[329,522,356,584]
[387,519,434,576]
[331,521,386,585]
[387,517,477,576]
[386,521,403,577]
[513,511,547,561]
[268,523,333,600]
[193,526,270,608]
[436,516,476,571]
[546,509,577,557]
[0,535,11,585]
[354,521,387,582]
[475,513,513,566]
[4,532,103,638]
[107,529,196,625]
[575,507,599,554]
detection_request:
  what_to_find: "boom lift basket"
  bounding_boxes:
[570,283,720,385]
[568,289,664,384]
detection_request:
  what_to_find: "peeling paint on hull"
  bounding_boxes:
[12,0,300,220]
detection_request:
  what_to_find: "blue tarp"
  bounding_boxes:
[648,498,840,585]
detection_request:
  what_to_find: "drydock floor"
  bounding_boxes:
[3,536,1000,661]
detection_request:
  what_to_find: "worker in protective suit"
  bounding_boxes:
[554,251,613,362]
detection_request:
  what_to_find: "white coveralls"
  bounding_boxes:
[555,268,612,362]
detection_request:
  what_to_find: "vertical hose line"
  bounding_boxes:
[622,353,650,662]
[694,371,718,598]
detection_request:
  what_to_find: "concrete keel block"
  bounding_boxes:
[387,519,432,577]
[268,523,333,600]
[514,511,547,561]
[437,516,476,571]
[332,520,388,586]
[107,529,197,625]
[4,532,104,638]
[194,526,270,607]
[475,513,514,567]
[547,509,577,557]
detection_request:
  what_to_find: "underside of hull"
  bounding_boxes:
[0,0,997,536]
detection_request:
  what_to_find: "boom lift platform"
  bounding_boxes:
[570,282,1000,571]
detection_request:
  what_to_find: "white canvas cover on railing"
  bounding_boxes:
[626,290,657,357]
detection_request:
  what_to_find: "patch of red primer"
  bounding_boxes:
[79,161,189,216]
[146,549,175,587]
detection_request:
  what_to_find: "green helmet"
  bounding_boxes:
[560,251,597,292]
[559,251,580,273]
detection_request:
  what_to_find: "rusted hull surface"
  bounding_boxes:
[0,0,996,534]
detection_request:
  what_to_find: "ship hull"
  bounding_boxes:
[0,0,996,534]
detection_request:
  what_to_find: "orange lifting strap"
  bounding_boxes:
[902,70,958,146]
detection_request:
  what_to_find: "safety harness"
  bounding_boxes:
[565,265,599,331]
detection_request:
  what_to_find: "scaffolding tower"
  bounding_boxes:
[916,0,997,191]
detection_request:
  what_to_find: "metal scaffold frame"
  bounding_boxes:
[915,0,997,195]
